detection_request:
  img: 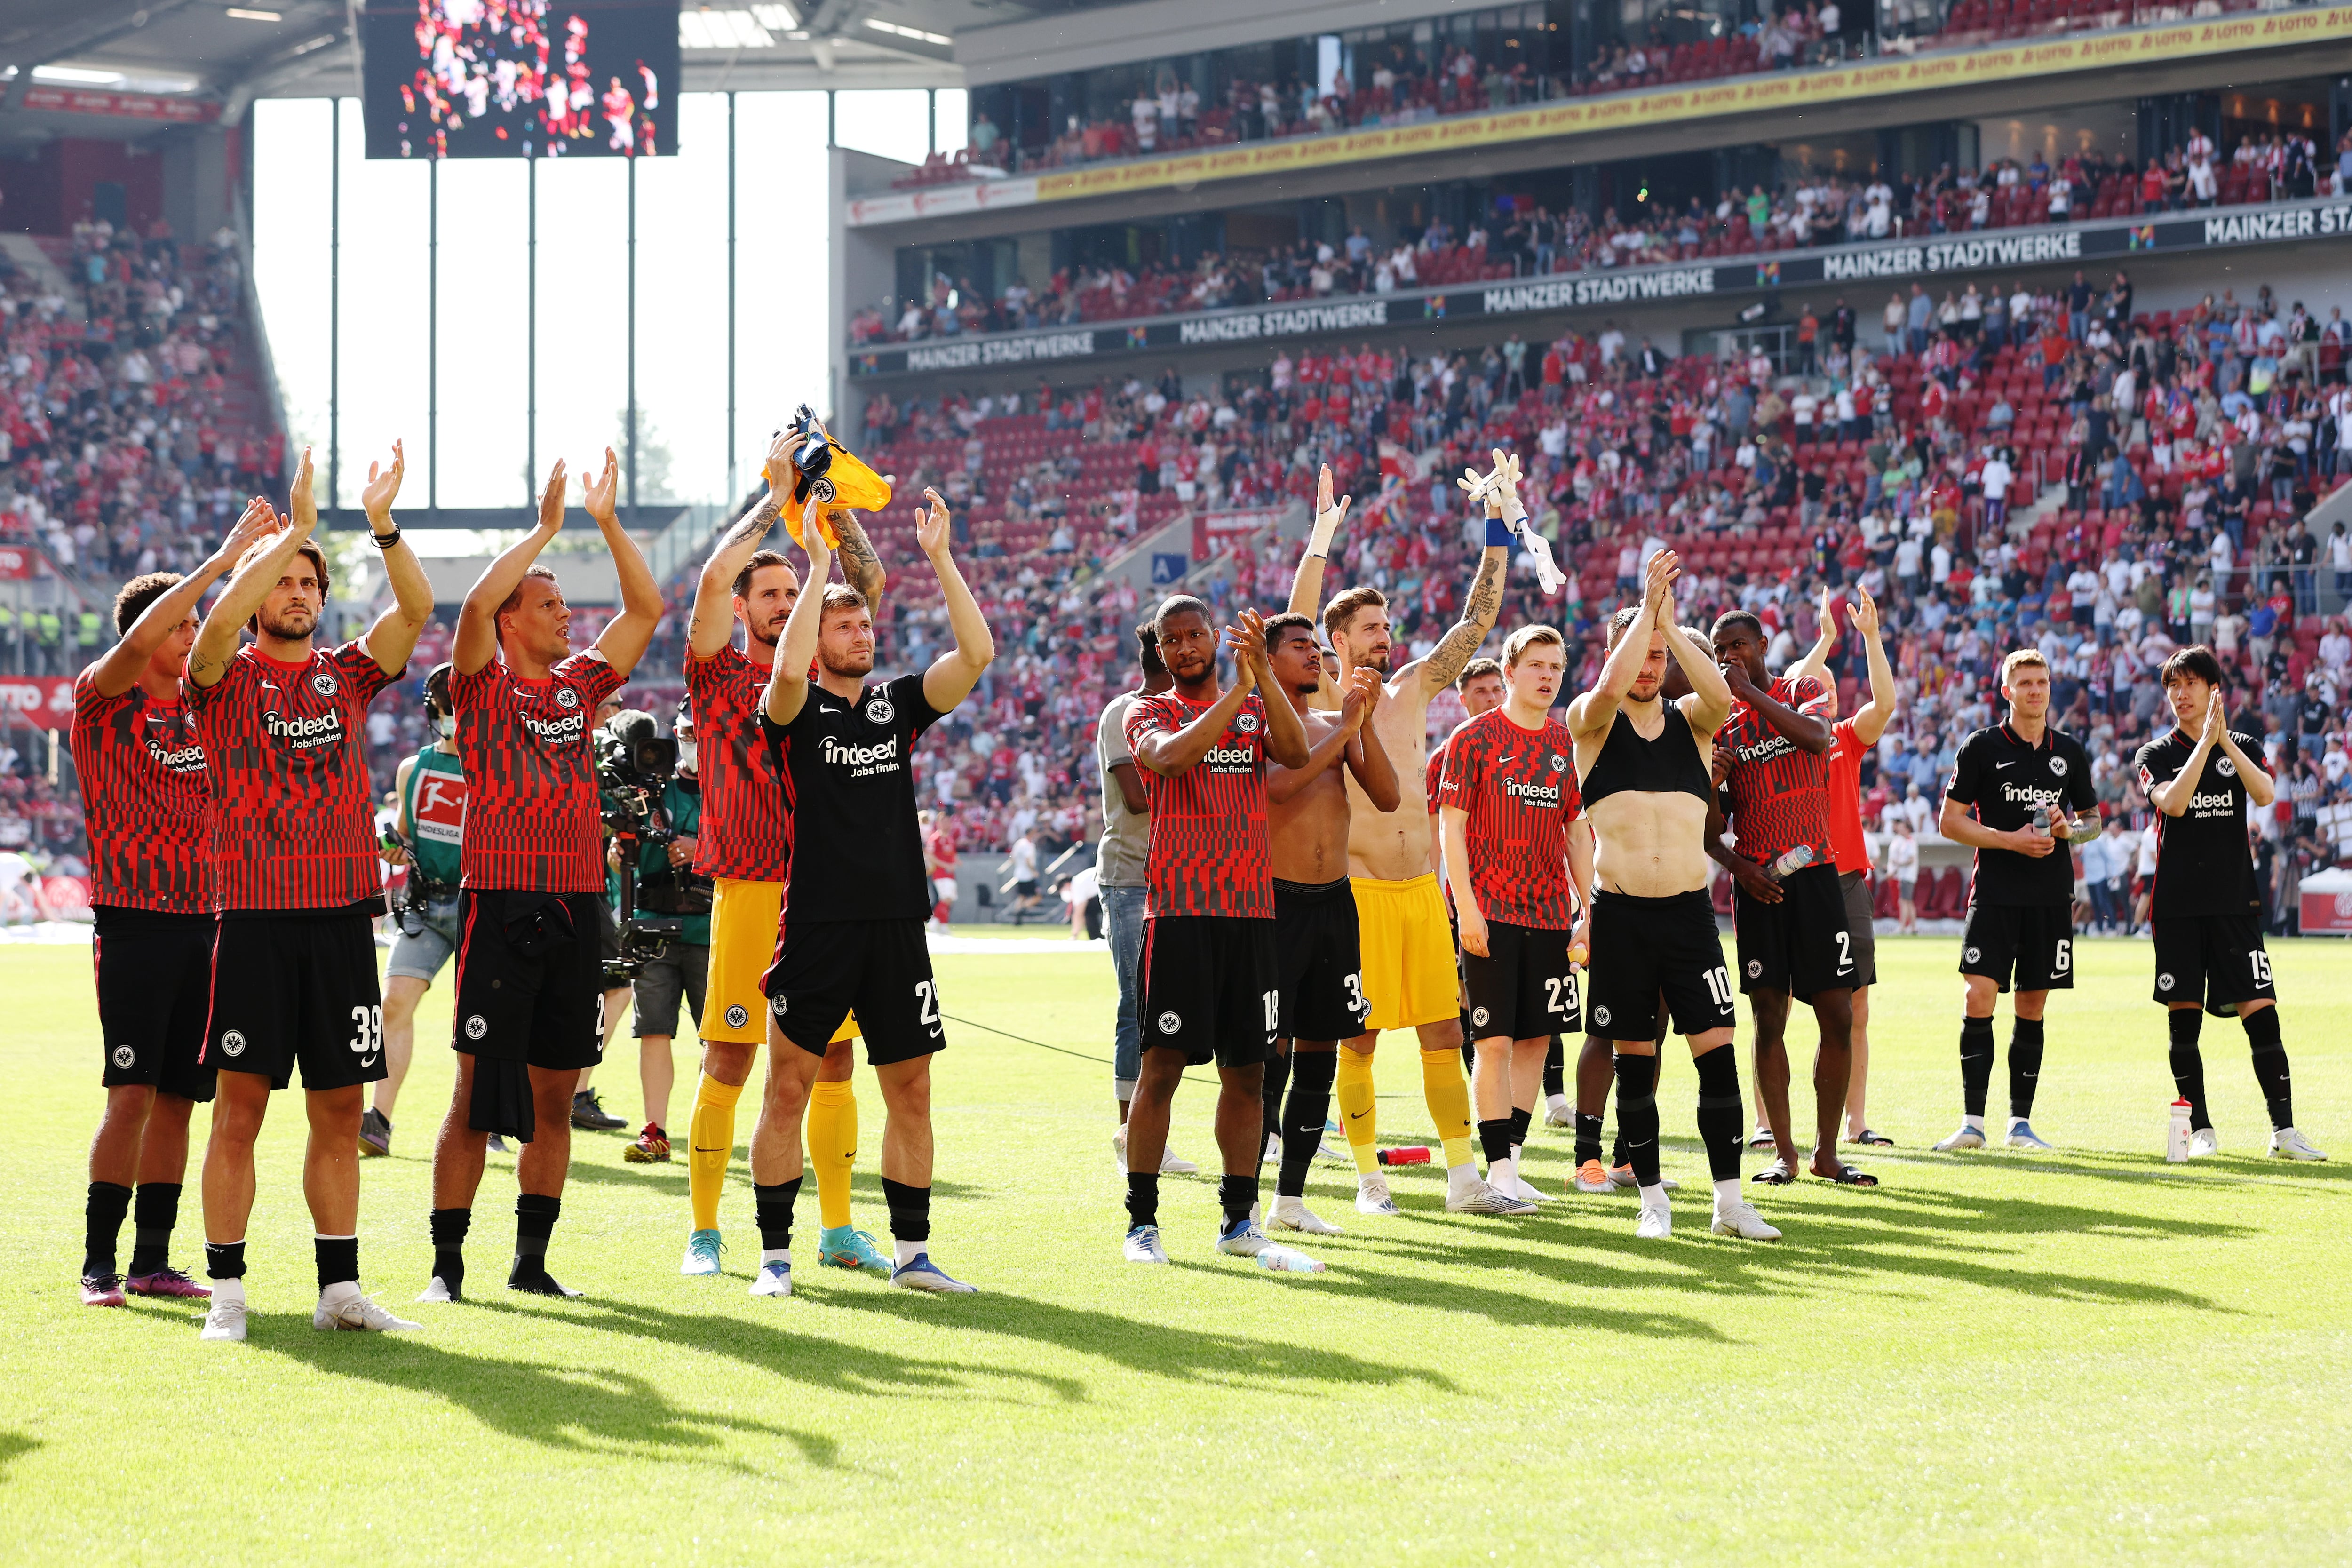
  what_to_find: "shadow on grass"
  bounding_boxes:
[0,1431,37,1484]
[256,1332,836,1471]
[556,1160,982,1202]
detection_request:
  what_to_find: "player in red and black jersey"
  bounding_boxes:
[70,500,272,1309]
[421,449,663,1304]
[745,487,993,1296]
[1440,624,1592,1210]
[1707,610,1869,1188]
[1120,596,1315,1269]
[186,444,434,1339]
[676,430,891,1282]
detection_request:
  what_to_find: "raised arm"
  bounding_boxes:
[1414,496,1508,698]
[1721,656,1830,754]
[457,458,566,677]
[761,504,831,728]
[1285,463,1350,618]
[1340,667,1400,812]
[586,449,663,677]
[1567,548,1671,737]
[92,497,273,697]
[359,441,433,677]
[2208,692,2274,807]
[915,488,994,716]
[689,432,790,661]
[1845,583,1899,746]
[188,478,316,689]
[1235,609,1310,769]
[1785,582,1842,690]
[1663,611,1732,738]
[832,509,889,624]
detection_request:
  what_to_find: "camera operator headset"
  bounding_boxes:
[368,662,469,1158]
[601,699,713,1162]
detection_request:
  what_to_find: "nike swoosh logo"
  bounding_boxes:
[1997,761,2017,769]
[360,1053,380,1069]
[692,1146,727,1154]
[1348,1110,1369,1121]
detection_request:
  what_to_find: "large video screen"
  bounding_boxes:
[360,1,678,159]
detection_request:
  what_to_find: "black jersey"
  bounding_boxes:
[1944,721,2097,907]
[2134,728,2262,919]
[759,672,944,924]
[1577,701,1713,807]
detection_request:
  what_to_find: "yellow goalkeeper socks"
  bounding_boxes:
[687,1073,744,1233]
[807,1078,858,1230]
[1421,1047,1477,1170]
[1335,1049,1379,1175]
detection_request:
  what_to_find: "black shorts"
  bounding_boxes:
[2153,913,2277,1015]
[763,916,942,1067]
[93,907,216,1102]
[451,890,609,1073]
[1462,918,1580,1041]
[1733,861,1856,1001]
[1959,900,2075,993]
[1141,913,1276,1069]
[204,908,386,1091]
[1587,889,1737,1042]
[1274,877,1370,1041]
[1840,870,1878,988]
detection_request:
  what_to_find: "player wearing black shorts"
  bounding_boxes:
[747,486,994,1296]
[1260,613,1395,1233]
[70,502,274,1307]
[2137,647,2325,1161]
[1566,553,1779,1241]
[1707,611,1870,1188]
[1934,649,2100,1154]
[186,445,432,1339]
[419,450,661,1303]
[1122,596,1319,1268]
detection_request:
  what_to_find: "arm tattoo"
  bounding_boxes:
[1424,549,1506,688]
[834,519,885,600]
[725,494,781,550]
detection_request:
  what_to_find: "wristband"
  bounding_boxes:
[1485,513,1515,548]
[1307,510,1342,558]
[370,526,402,550]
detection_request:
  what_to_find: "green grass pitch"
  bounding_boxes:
[1,932,2347,1564]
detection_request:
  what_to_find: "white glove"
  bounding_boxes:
[1519,527,1566,597]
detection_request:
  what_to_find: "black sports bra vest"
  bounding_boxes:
[1579,703,1714,807]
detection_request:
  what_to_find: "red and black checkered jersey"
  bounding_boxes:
[72,668,213,913]
[187,641,399,911]
[451,653,626,893]
[685,644,788,883]
[1125,689,1273,920]
[1423,737,1447,817]
[1438,708,1583,929]
[1718,674,1834,867]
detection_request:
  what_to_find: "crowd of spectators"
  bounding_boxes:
[853,132,2352,350]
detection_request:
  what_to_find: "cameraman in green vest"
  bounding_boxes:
[608,701,710,1163]
[367,663,468,1158]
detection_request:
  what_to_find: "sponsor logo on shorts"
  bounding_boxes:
[1592,1004,1611,1027]
[464,1014,488,1041]
[1156,1010,1182,1034]
[1964,946,1982,963]
[863,695,896,725]
[311,671,338,698]
[1471,1006,1491,1028]
[2157,972,2175,991]
[1745,959,1762,979]
[220,1029,246,1058]
[1234,712,1261,733]
[2216,756,2236,777]
[555,686,581,710]
[111,1044,135,1070]
[771,995,790,1016]
[2048,756,2068,777]
[724,1004,750,1029]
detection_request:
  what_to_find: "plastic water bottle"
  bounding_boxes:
[1376,1145,1433,1167]
[1767,844,1815,881]
[2167,1098,2193,1163]
[1569,940,1590,965]
[2032,804,2051,837]
[1256,1244,1326,1274]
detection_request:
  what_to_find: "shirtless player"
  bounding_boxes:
[1566,552,1779,1241]
[1287,462,1510,1216]
[1261,614,1398,1234]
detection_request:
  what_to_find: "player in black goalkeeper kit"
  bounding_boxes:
[2136,646,2325,1161]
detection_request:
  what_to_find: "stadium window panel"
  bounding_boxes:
[251,98,334,478]
[630,92,731,506]
[332,98,433,512]
[430,156,531,508]
[834,89,931,165]
[730,91,829,478]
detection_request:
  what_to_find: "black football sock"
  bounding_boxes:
[755,1177,803,1252]
[2166,1009,2210,1131]
[1125,1171,1160,1231]
[1278,1051,1335,1199]
[1574,1114,1605,1167]
[127,1182,182,1277]
[1217,1172,1256,1228]
[1477,1117,1516,1168]
[1542,1035,1565,1099]
[881,1176,931,1246]
[2008,1018,2046,1121]
[1507,1105,1532,1150]
[1694,1045,1746,1183]
[1611,1052,1661,1187]
[2243,1007,2293,1130]
[1959,1016,1995,1119]
[429,1207,471,1297]
[510,1192,560,1285]
[1614,1054,1660,1167]
[1261,1049,1291,1152]
[314,1234,359,1292]
[204,1239,246,1282]
[83,1180,131,1280]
